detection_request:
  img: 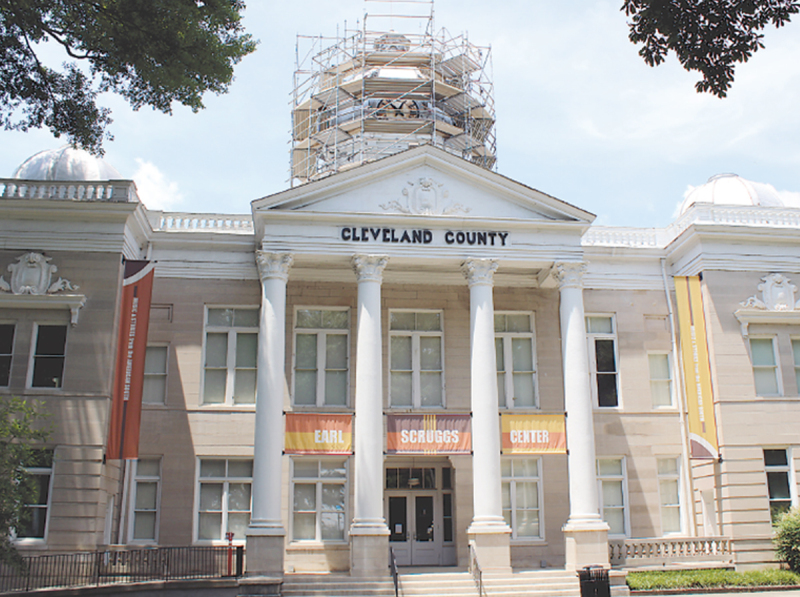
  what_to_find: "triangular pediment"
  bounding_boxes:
[252,145,594,224]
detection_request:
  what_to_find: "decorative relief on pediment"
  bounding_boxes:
[0,252,78,296]
[380,177,470,216]
[740,273,799,311]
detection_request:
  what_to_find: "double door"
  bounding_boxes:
[388,494,439,566]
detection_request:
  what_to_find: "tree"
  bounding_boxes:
[0,396,49,567]
[775,508,800,574]
[622,0,799,97]
[0,1,257,154]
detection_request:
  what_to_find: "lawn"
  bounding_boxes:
[627,569,800,591]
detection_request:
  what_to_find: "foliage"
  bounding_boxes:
[775,507,800,573]
[622,0,800,97]
[0,396,50,567]
[627,568,800,590]
[0,0,257,154]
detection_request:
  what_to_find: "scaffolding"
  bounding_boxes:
[290,0,496,186]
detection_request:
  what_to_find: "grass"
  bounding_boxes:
[627,569,800,591]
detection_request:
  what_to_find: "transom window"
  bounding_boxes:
[292,459,347,542]
[197,459,252,542]
[203,308,258,405]
[501,459,542,539]
[385,467,436,490]
[293,309,349,407]
[586,316,619,407]
[389,311,444,408]
[597,458,627,536]
[495,313,537,408]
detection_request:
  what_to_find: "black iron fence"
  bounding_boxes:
[0,546,244,593]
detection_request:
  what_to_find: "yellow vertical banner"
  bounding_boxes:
[674,276,720,459]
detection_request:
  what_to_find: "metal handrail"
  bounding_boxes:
[469,542,487,597]
[389,546,400,597]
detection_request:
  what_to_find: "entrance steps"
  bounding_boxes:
[281,568,582,597]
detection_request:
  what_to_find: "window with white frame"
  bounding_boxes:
[495,313,537,408]
[197,459,252,541]
[0,324,14,387]
[657,457,681,534]
[29,324,67,388]
[203,308,258,405]
[501,459,542,539]
[293,309,349,406]
[597,458,627,536]
[750,337,781,396]
[586,316,619,407]
[17,450,54,540]
[764,448,793,524]
[143,346,168,405]
[131,458,161,542]
[649,353,673,408]
[792,339,800,396]
[292,458,347,542]
[389,311,444,407]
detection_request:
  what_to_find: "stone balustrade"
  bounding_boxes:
[0,179,136,202]
[153,213,254,233]
[609,537,732,568]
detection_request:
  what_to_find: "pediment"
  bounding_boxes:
[252,146,593,224]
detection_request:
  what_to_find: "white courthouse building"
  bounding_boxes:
[2,8,800,583]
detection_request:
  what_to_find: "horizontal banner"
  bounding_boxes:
[387,414,471,455]
[285,413,352,455]
[501,414,567,454]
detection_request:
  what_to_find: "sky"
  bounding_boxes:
[2,0,800,228]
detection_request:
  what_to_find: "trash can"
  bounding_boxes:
[578,565,610,597]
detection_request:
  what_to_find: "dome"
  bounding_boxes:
[13,146,122,181]
[679,173,784,214]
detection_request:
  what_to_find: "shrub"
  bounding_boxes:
[627,569,800,590]
[776,508,800,573]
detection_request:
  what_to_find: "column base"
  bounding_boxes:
[563,518,610,571]
[350,531,390,577]
[245,530,285,576]
[468,522,512,573]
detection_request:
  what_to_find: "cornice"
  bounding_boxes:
[0,293,86,325]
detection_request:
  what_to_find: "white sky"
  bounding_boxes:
[2,0,800,227]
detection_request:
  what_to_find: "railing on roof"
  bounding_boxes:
[151,213,254,234]
[0,179,137,202]
[0,546,244,593]
[609,537,732,569]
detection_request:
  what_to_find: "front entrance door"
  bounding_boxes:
[388,494,439,566]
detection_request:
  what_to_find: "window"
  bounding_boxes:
[649,353,673,408]
[792,339,800,395]
[495,313,537,408]
[203,308,258,405]
[131,458,161,542]
[197,459,252,541]
[18,450,54,540]
[750,337,781,396]
[29,325,67,388]
[657,457,681,534]
[442,467,454,543]
[293,308,349,406]
[764,449,793,524]
[597,458,627,536]
[0,324,14,387]
[292,458,347,542]
[143,346,168,404]
[586,316,619,407]
[501,459,542,539]
[389,311,444,407]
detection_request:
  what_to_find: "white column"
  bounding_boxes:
[350,254,390,576]
[247,251,292,576]
[462,258,511,571]
[555,261,609,569]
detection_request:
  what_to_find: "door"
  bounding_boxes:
[387,494,440,565]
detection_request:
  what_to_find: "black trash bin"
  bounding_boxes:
[578,565,610,597]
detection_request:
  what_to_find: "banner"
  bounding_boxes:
[107,261,155,460]
[501,414,567,454]
[386,414,471,455]
[674,276,720,459]
[285,413,353,455]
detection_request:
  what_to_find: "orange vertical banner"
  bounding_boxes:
[107,261,155,460]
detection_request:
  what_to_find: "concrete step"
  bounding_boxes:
[282,574,395,597]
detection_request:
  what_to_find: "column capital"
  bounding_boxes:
[256,251,293,282]
[352,254,389,283]
[554,261,586,290]
[461,258,498,287]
